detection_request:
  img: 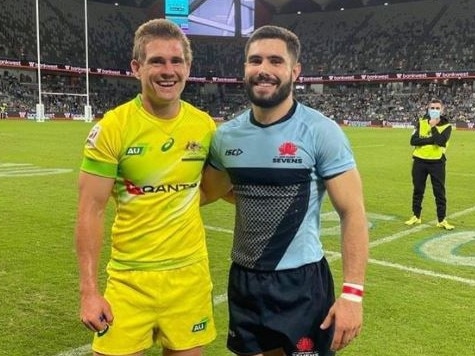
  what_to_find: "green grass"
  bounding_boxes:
[0,120,474,356]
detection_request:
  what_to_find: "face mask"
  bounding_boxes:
[428,109,441,119]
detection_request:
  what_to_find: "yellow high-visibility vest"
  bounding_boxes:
[413,119,450,160]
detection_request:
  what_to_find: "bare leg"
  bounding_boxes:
[163,346,203,356]
[237,348,285,356]
[94,351,144,356]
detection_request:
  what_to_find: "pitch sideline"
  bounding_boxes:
[54,206,475,355]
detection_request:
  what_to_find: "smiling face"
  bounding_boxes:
[244,38,301,109]
[131,38,191,118]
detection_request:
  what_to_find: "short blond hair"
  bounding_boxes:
[132,18,192,64]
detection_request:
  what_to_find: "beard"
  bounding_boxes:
[244,76,293,109]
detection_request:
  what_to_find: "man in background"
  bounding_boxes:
[0,103,7,119]
[405,98,454,230]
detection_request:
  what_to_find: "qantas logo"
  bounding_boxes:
[125,179,197,195]
[125,180,144,195]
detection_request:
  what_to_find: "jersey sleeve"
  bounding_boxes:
[314,119,356,179]
[208,129,226,171]
[80,111,122,178]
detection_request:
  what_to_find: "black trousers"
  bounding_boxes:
[411,158,446,221]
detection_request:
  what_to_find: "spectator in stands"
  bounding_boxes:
[0,102,7,119]
[405,98,454,230]
[75,18,216,356]
[3,0,475,121]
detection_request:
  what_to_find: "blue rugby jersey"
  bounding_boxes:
[209,101,355,271]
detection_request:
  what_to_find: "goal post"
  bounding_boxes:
[35,103,45,123]
[40,92,92,121]
[35,0,43,123]
[35,0,92,122]
[83,0,92,123]
[84,104,93,123]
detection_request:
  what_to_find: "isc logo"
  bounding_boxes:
[225,148,243,156]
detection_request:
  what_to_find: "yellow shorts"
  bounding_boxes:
[92,259,217,355]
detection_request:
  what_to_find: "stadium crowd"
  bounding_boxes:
[0,0,474,122]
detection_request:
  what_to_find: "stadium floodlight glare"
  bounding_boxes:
[34,0,93,123]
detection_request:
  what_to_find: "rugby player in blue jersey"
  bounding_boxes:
[201,25,369,356]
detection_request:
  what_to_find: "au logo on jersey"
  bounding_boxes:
[125,146,144,155]
[191,318,209,332]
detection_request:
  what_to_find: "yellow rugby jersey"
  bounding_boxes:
[81,95,216,270]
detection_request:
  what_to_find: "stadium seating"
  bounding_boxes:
[0,0,474,122]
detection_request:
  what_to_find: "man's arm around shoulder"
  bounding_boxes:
[200,164,234,205]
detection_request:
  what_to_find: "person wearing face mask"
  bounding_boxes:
[200,25,369,356]
[405,98,454,230]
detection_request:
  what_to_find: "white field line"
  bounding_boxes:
[450,172,475,177]
[55,207,475,355]
[330,206,475,285]
[369,222,431,248]
[206,219,475,285]
[368,258,475,286]
[369,205,475,247]
[326,252,475,286]
[205,225,233,233]
[351,144,386,149]
[54,345,91,356]
[206,210,475,285]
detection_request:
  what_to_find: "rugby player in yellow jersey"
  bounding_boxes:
[75,19,216,356]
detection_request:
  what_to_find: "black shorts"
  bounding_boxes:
[227,259,335,356]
